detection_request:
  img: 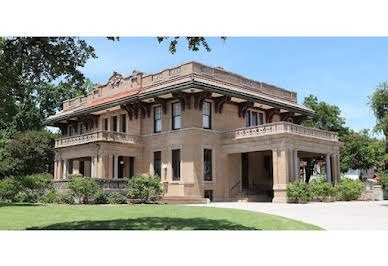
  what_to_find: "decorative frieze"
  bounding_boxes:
[200,66,213,76]
[152,73,163,82]
[169,67,181,76]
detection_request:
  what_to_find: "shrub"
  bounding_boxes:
[94,189,109,204]
[67,175,99,204]
[377,171,388,200]
[286,181,312,203]
[107,192,127,204]
[0,177,21,202]
[309,177,337,202]
[127,174,164,203]
[59,194,75,204]
[37,190,59,203]
[336,178,365,201]
[18,173,53,198]
[15,191,37,203]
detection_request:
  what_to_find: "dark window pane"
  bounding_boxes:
[204,190,213,201]
[259,113,264,125]
[129,157,134,178]
[252,112,257,126]
[121,114,126,133]
[203,102,211,129]
[204,149,212,181]
[245,111,251,127]
[154,151,161,178]
[172,149,180,180]
[113,116,117,132]
[104,118,108,131]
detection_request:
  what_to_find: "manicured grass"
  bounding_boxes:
[0,203,322,230]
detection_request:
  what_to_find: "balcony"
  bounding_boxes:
[55,131,143,148]
[221,121,339,143]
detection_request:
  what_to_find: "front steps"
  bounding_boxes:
[232,189,272,202]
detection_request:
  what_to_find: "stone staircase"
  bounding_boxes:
[232,189,272,202]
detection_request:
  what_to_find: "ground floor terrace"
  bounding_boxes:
[53,122,342,203]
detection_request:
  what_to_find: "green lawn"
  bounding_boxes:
[0,203,322,230]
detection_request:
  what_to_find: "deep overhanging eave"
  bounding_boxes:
[44,80,318,125]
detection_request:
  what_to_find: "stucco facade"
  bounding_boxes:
[47,61,342,203]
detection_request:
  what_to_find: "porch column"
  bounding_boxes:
[63,159,68,179]
[57,160,63,180]
[84,160,91,177]
[272,148,289,203]
[293,150,299,181]
[54,160,58,180]
[113,155,118,179]
[108,155,113,178]
[326,153,332,183]
[91,156,95,178]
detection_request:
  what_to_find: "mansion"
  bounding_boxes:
[46,61,342,203]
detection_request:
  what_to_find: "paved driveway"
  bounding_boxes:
[190,201,388,230]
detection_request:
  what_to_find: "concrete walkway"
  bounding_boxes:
[190,201,388,230]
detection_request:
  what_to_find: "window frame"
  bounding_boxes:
[172,102,181,130]
[112,116,118,132]
[154,106,162,133]
[121,113,126,133]
[245,110,251,127]
[172,149,181,181]
[104,118,109,131]
[203,148,213,181]
[202,101,212,129]
[252,111,258,126]
[153,151,162,178]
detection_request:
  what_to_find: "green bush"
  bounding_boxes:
[37,190,59,203]
[15,191,37,203]
[127,174,164,203]
[0,177,21,202]
[67,175,99,204]
[377,171,388,200]
[286,181,312,203]
[94,190,109,204]
[19,173,53,194]
[336,178,365,201]
[107,192,127,204]
[309,177,337,202]
[59,194,75,204]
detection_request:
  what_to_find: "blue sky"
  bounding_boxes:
[81,37,388,137]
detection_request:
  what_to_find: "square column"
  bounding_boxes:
[73,160,80,175]
[54,160,58,180]
[113,155,118,179]
[57,160,63,180]
[108,155,113,178]
[326,154,332,183]
[63,160,68,179]
[293,150,299,181]
[272,148,289,203]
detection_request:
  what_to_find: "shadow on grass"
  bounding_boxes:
[0,202,40,208]
[27,217,259,230]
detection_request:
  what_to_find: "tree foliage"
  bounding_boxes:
[369,82,388,153]
[157,37,226,54]
[0,130,58,178]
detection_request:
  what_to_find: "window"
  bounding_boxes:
[112,116,117,132]
[69,125,73,136]
[259,113,264,125]
[80,123,86,134]
[203,102,211,129]
[154,106,162,133]
[154,151,161,178]
[252,112,258,126]
[204,190,213,201]
[172,149,180,180]
[245,111,251,127]
[172,103,181,130]
[79,161,85,176]
[203,149,212,181]
[121,114,126,133]
[104,118,109,131]
[129,157,134,178]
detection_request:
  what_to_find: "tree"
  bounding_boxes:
[0,37,96,131]
[0,130,58,178]
[157,37,226,54]
[340,129,385,172]
[302,94,348,137]
[369,82,388,140]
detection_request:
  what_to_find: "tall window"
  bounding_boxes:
[154,151,161,177]
[104,118,109,131]
[172,149,180,180]
[259,113,264,125]
[154,106,162,133]
[204,149,212,181]
[112,116,117,132]
[203,102,211,129]
[252,112,258,126]
[172,103,181,130]
[129,157,134,178]
[121,114,126,133]
[80,123,86,134]
[245,111,251,127]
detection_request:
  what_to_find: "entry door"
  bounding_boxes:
[118,156,124,179]
[241,153,249,189]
